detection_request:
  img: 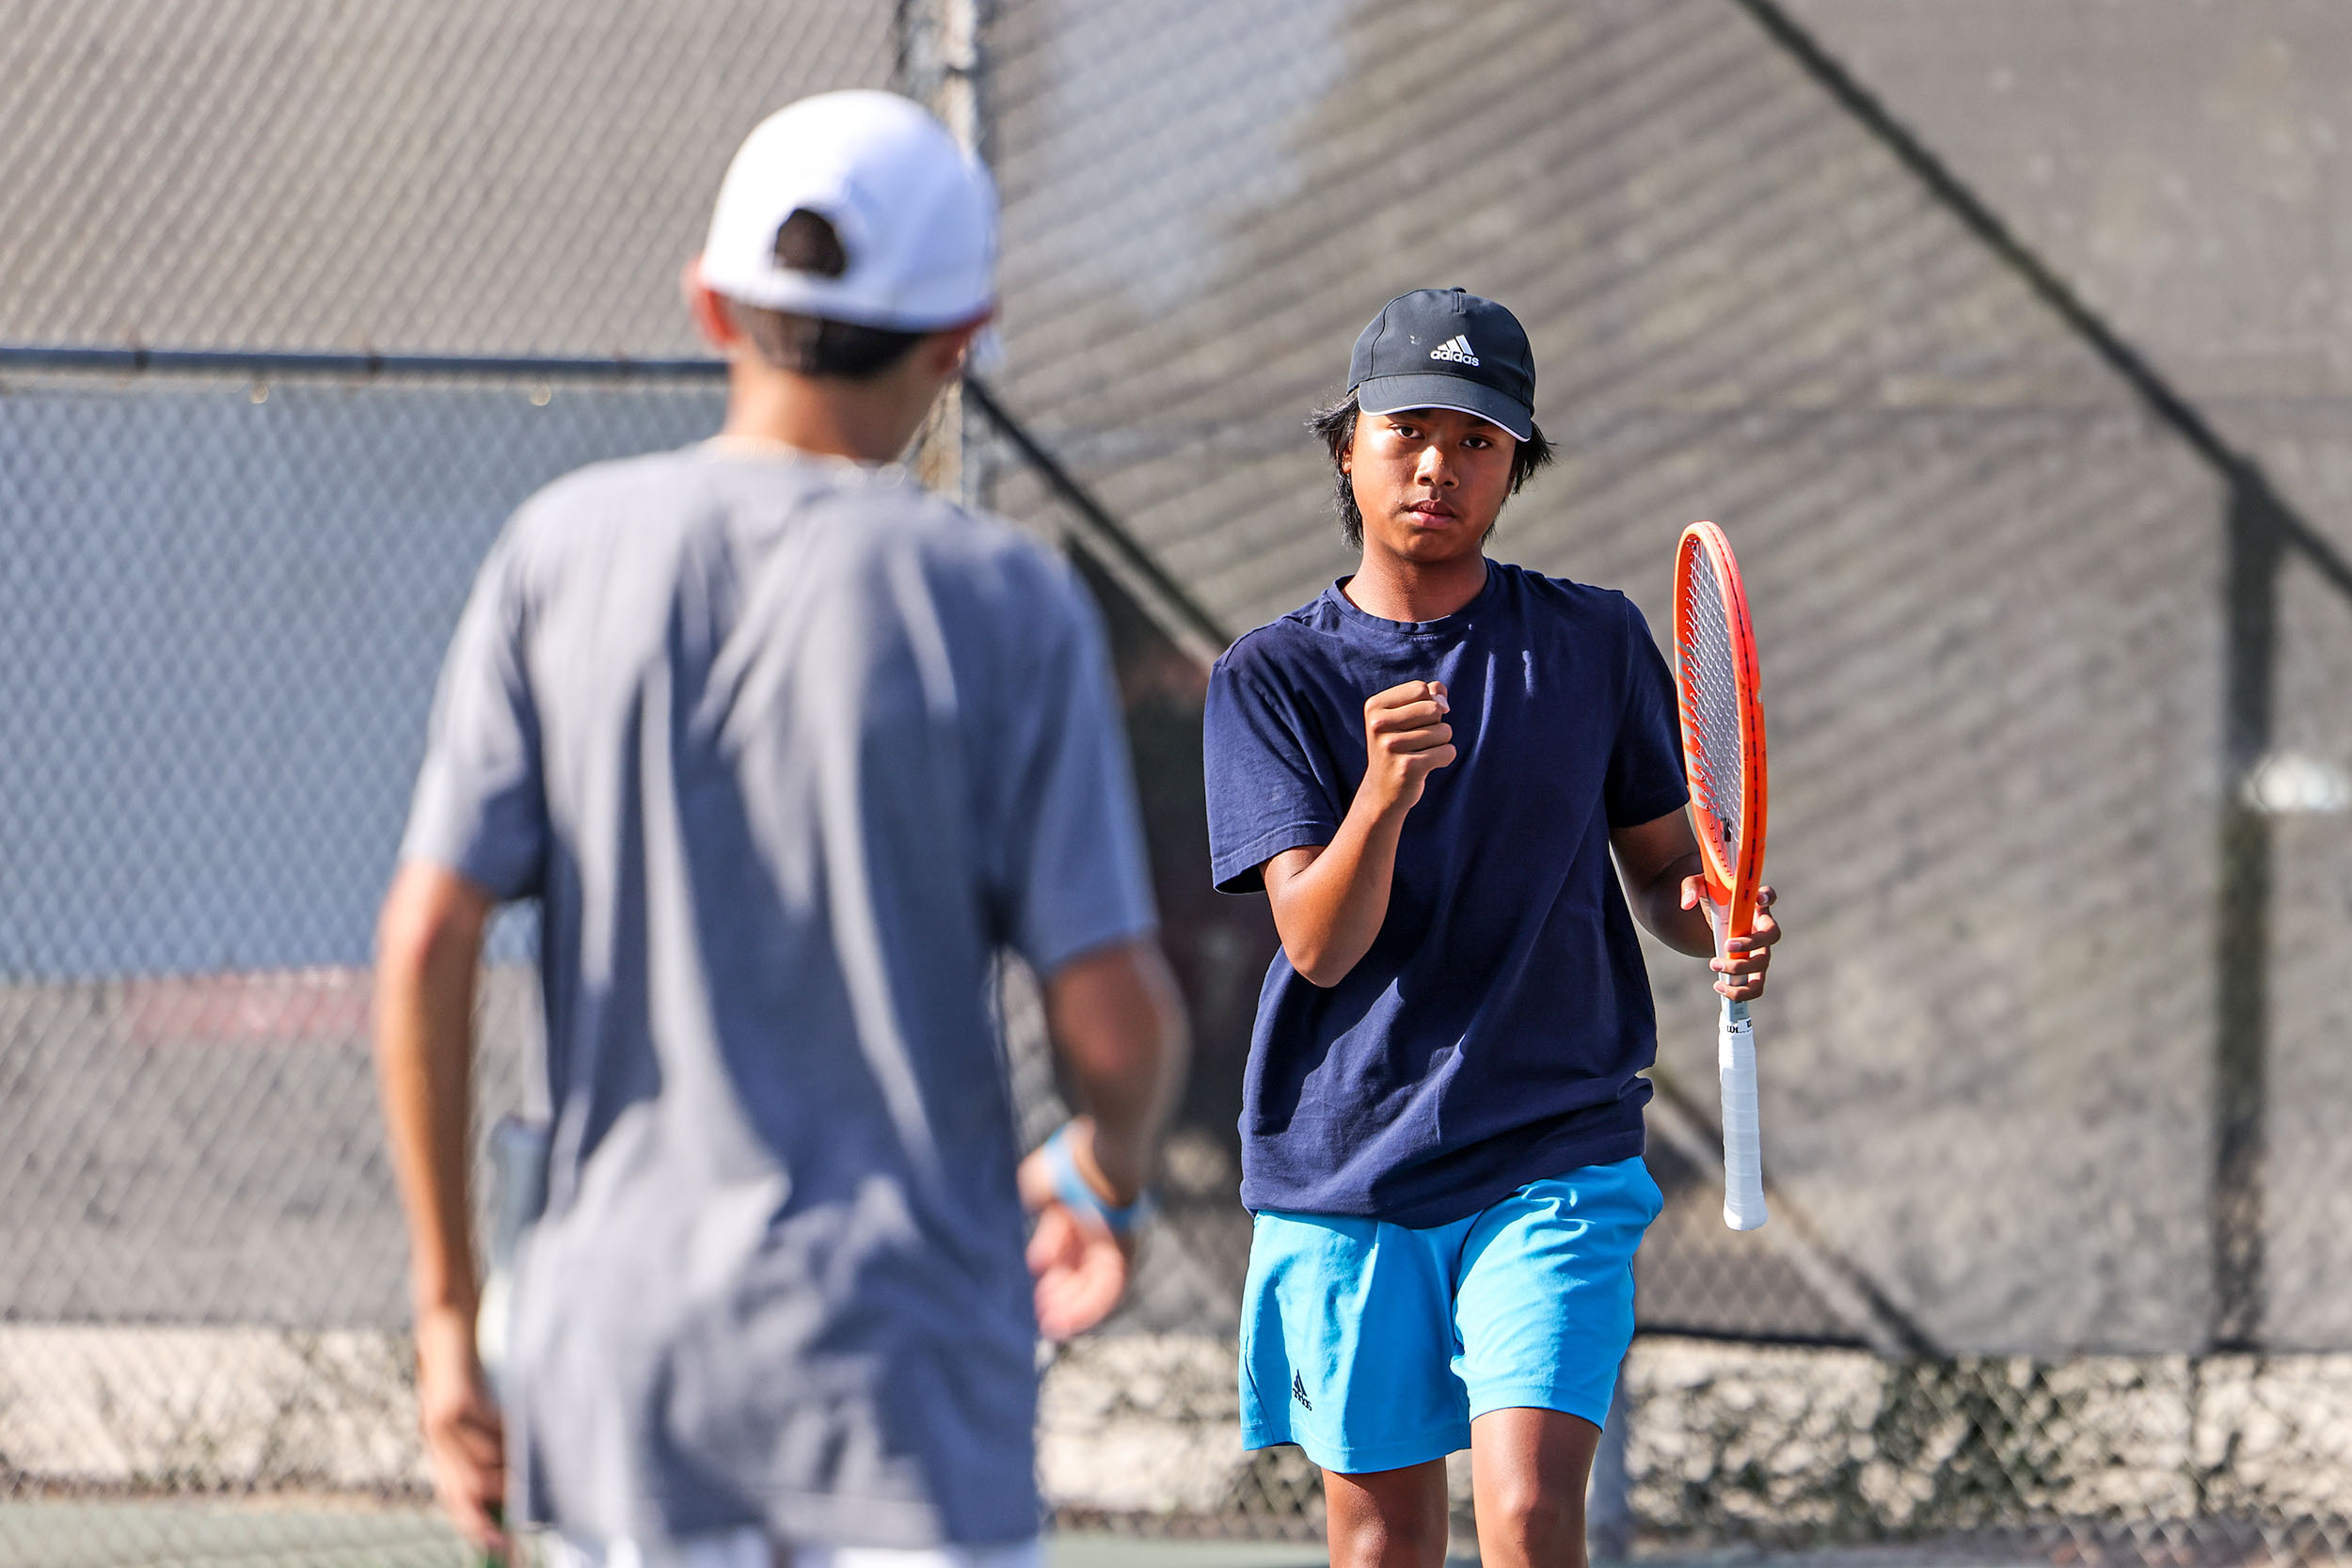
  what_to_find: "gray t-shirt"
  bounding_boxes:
[401,441,1156,1550]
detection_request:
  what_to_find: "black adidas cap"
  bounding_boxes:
[1347,287,1536,442]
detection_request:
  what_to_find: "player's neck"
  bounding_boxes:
[720,358,937,465]
[1345,548,1489,625]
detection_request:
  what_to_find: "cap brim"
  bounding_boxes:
[1356,373,1533,443]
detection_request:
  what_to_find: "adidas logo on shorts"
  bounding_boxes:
[1428,334,1480,366]
[1292,1370,1312,1410]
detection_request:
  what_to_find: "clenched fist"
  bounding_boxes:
[1362,679,1455,816]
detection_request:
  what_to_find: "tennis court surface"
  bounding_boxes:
[0,1506,1343,1568]
[0,1502,2059,1568]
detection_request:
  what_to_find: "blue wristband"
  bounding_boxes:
[1041,1123,1152,1237]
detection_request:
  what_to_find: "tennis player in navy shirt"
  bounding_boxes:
[1205,289,1782,1568]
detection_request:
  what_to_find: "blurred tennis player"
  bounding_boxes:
[374,90,1185,1568]
[1203,289,1780,1568]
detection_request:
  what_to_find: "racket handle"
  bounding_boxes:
[1719,996,1768,1230]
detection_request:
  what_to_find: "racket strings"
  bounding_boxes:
[1678,547,1745,859]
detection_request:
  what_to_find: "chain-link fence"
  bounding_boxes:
[7,0,2352,1564]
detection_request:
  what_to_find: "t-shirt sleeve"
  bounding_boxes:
[398,531,550,899]
[992,563,1159,977]
[1203,645,1340,895]
[1606,596,1693,829]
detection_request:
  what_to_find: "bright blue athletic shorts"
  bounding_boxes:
[1238,1157,1662,1475]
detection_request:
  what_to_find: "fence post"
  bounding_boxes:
[898,0,990,507]
[2211,472,2282,1351]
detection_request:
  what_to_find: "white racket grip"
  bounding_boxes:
[1719,996,1767,1229]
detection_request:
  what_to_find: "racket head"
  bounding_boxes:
[1672,521,1769,940]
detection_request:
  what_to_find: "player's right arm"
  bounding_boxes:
[1018,940,1188,1339]
[992,550,1189,1338]
[1260,679,1454,987]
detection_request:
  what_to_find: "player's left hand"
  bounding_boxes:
[412,1302,510,1560]
[1017,1124,1135,1340]
[1678,880,1780,1002]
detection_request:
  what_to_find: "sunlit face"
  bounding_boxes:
[1343,405,1518,566]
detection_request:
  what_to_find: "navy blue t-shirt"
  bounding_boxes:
[1204,560,1691,1228]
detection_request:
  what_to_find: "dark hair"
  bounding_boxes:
[1307,392,1554,549]
[725,208,925,379]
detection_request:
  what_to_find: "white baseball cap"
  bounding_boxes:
[700,90,997,333]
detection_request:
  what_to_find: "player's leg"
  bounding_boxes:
[1452,1157,1662,1568]
[1324,1458,1451,1568]
[1238,1210,1470,1568]
[1467,1408,1600,1568]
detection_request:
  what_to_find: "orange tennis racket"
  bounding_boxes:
[1672,521,1771,1230]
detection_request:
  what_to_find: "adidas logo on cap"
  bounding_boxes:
[1429,334,1480,366]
